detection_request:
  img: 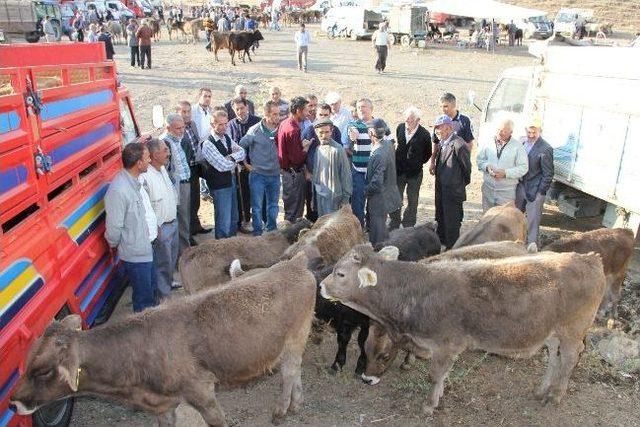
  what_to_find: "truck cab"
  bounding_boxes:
[0,0,63,43]
[553,8,593,38]
[0,43,139,427]
[478,46,640,235]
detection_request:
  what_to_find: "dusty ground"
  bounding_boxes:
[69,27,640,426]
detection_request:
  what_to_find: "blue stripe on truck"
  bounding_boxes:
[40,89,114,121]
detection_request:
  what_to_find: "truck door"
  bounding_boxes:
[480,76,530,146]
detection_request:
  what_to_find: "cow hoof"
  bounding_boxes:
[330,363,343,374]
[541,392,560,406]
[422,403,435,416]
[271,410,286,425]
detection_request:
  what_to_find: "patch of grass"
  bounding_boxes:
[390,360,432,395]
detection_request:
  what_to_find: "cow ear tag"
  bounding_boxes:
[358,268,377,288]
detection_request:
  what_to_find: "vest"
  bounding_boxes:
[209,134,234,190]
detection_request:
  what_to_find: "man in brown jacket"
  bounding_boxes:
[136,20,154,69]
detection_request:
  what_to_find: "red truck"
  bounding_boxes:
[0,43,139,427]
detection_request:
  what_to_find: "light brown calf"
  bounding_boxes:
[452,202,526,248]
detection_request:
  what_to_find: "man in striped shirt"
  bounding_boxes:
[345,98,376,227]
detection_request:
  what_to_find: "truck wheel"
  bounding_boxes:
[387,33,395,45]
[350,30,358,40]
[32,306,76,427]
[25,32,41,43]
[400,35,411,47]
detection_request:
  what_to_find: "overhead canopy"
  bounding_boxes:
[425,0,547,21]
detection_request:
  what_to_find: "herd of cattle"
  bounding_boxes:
[10,203,635,426]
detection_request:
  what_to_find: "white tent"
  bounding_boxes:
[425,0,547,21]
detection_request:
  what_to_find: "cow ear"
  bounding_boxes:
[60,314,82,331]
[378,246,399,261]
[358,267,377,288]
[58,365,80,392]
[298,229,309,239]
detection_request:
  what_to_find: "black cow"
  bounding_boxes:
[374,222,441,261]
[229,30,264,65]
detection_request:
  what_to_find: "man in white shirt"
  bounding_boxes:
[140,138,179,298]
[325,91,352,148]
[372,22,392,73]
[191,88,214,142]
[294,23,310,72]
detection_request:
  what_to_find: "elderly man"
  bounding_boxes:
[191,88,214,142]
[228,97,261,233]
[175,101,210,240]
[389,106,432,229]
[365,119,402,245]
[105,143,157,312]
[136,20,153,68]
[433,115,471,249]
[429,93,475,175]
[270,86,290,122]
[325,91,352,146]
[240,101,281,235]
[312,118,352,217]
[345,98,377,227]
[476,117,528,212]
[140,139,178,299]
[225,84,256,120]
[516,118,554,246]
[277,97,312,222]
[201,110,246,239]
[160,113,191,253]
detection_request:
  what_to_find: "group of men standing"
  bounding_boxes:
[104,85,553,313]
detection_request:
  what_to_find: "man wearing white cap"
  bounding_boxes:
[433,114,471,249]
[476,116,528,212]
[516,118,553,246]
[325,92,352,147]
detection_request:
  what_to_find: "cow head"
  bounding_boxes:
[279,217,312,243]
[253,29,264,41]
[361,322,399,385]
[11,315,82,415]
[319,244,398,303]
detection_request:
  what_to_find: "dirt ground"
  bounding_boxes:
[69,27,640,426]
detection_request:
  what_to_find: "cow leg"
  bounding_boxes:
[230,49,236,66]
[423,348,459,415]
[354,323,369,375]
[245,49,252,62]
[544,336,583,405]
[535,335,560,400]
[400,352,416,370]
[331,323,355,372]
[184,372,228,427]
[155,408,177,427]
[214,47,219,61]
[601,272,626,319]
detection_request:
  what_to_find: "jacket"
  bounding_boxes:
[395,123,432,177]
[435,133,471,202]
[136,25,154,46]
[191,104,212,142]
[518,137,554,202]
[239,121,280,176]
[104,170,153,262]
[476,136,529,204]
[366,140,402,215]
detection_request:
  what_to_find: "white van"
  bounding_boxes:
[553,8,593,38]
[477,46,640,233]
[321,6,383,39]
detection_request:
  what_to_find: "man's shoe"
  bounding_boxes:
[189,237,199,246]
[195,227,212,234]
[171,281,183,290]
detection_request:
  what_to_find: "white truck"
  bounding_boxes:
[553,8,593,38]
[477,45,640,235]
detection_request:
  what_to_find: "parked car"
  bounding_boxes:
[321,6,383,40]
[0,0,62,42]
[553,8,593,38]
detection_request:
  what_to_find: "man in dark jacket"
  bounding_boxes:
[97,26,115,60]
[365,119,402,245]
[228,97,261,233]
[433,115,471,249]
[515,119,553,246]
[389,106,432,229]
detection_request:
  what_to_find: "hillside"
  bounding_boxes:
[505,0,640,32]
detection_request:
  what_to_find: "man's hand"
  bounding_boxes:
[231,145,240,153]
[156,226,162,240]
[348,127,359,142]
[492,169,506,179]
[302,138,312,152]
[429,160,436,176]
[244,162,253,171]
[304,170,312,181]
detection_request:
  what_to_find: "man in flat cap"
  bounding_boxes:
[312,118,352,217]
[433,114,471,249]
[365,118,402,245]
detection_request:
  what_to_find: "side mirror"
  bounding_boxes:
[152,104,164,129]
[467,90,476,106]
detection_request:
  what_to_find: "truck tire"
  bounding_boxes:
[25,32,41,43]
[387,33,395,45]
[400,35,411,47]
[32,306,76,427]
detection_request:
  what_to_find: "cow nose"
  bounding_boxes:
[8,403,17,412]
[360,374,380,386]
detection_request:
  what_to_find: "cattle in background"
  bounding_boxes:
[543,228,635,318]
[179,219,311,294]
[166,17,188,40]
[452,202,526,248]
[228,30,264,66]
[184,17,204,43]
[321,244,605,414]
[106,20,124,44]
[146,18,161,42]
[11,253,316,426]
[374,222,441,261]
[210,31,231,61]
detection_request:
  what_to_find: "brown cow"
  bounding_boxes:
[452,201,526,248]
[366,241,537,379]
[543,228,635,318]
[166,17,188,40]
[11,253,316,426]
[282,204,366,264]
[179,219,311,294]
[320,244,605,414]
[210,31,231,61]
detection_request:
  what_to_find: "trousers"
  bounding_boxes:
[140,45,151,68]
[281,169,307,222]
[297,45,308,70]
[130,46,140,66]
[152,220,178,297]
[375,45,388,71]
[249,172,280,236]
[389,172,423,229]
[515,184,545,246]
[435,186,464,249]
[123,261,157,312]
